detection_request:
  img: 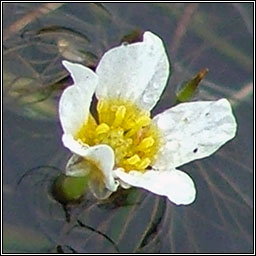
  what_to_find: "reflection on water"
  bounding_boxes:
[3,3,253,253]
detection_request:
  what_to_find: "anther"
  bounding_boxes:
[112,105,126,127]
[137,115,151,127]
[97,100,109,123]
[97,100,106,112]
[137,158,151,170]
[137,136,155,150]
[125,115,151,138]
[95,123,110,135]
[126,154,141,165]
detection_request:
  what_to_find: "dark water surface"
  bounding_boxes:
[3,3,253,253]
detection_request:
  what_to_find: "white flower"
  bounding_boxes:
[59,31,237,205]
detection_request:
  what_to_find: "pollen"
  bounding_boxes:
[75,99,162,172]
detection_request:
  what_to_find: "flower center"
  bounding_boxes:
[75,99,162,172]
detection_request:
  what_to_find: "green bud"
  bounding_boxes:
[53,174,89,204]
[176,68,209,102]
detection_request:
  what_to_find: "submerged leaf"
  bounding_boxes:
[57,38,98,66]
[91,3,112,17]
[120,29,143,44]
[36,26,90,43]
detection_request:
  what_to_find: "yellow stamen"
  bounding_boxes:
[112,105,126,127]
[96,123,110,135]
[137,158,151,170]
[137,115,151,126]
[137,136,155,150]
[97,100,109,123]
[97,100,107,112]
[125,115,151,137]
[126,154,141,165]
[76,98,162,172]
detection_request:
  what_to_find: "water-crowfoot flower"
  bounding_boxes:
[59,31,237,205]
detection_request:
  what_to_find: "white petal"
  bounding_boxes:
[119,180,132,189]
[65,140,118,193]
[65,154,91,177]
[59,61,98,135]
[113,168,131,189]
[114,169,196,205]
[62,60,97,88]
[88,180,114,200]
[83,144,119,192]
[95,31,169,110]
[153,99,237,169]
[62,134,89,156]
